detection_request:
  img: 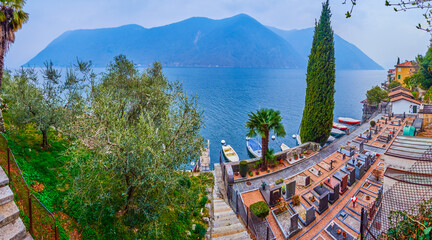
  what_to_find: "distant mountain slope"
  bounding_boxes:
[269,27,383,70]
[25,14,382,70]
[25,14,304,68]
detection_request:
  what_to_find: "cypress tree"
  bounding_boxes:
[300,0,335,146]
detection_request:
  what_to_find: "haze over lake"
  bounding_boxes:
[161,67,385,168]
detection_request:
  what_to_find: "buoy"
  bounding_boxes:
[190,161,195,166]
[271,135,276,140]
[221,140,226,145]
[246,136,250,141]
[292,134,296,139]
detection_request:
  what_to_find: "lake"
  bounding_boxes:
[162,68,386,169]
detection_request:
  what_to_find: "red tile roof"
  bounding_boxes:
[388,89,413,98]
[395,61,414,67]
[390,95,421,105]
[388,69,395,73]
[389,86,411,93]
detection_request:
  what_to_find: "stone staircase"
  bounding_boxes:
[211,169,250,240]
[0,167,32,240]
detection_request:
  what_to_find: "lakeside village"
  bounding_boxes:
[191,59,432,240]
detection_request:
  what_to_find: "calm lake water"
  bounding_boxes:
[162,68,386,168]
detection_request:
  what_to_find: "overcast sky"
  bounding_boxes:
[5,0,431,69]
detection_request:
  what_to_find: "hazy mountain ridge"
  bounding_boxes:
[25,14,382,70]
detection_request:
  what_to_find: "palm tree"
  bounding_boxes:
[0,0,29,132]
[246,108,286,170]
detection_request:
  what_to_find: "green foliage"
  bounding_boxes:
[275,178,284,185]
[386,197,432,239]
[404,75,418,89]
[300,0,335,146]
[63,55,206,239]
[413,91,419,99]
[240,160,248,177]
[388,80,401,90]
[194,223,206,239]
[199,196,208,208]
[245,108,285,169]
[366,86,388,105]
[410,45,432,89]
[424,87,432,103]
[370,120,376,127]
[249,171,253,177]
[265,148,277,166]
[250,201,270,218]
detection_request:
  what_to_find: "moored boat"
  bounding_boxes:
[280,143,290,151]
[331,128,346,137]
[333,122,348,131]
[246,138,262,158]
[222,144,239,162]
[338,117,361,125]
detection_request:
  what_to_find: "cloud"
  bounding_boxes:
[5,0,430,69]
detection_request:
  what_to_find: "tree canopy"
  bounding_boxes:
[387,80,401,90]
[65,55,205,239]
[246,108,285,169]
[366,86,388,105]
[300,0,336,146]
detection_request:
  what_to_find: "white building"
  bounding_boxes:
[390,96,420,115]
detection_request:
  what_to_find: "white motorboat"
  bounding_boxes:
[338,117,361,125]
[246,138,262,158]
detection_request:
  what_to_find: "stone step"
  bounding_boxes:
[212,222,245,235]
[0,167,8,188]
[0,200,19,228]
[214,209,237,218]
[213,217,241,228]
[214,212,238,222]
[0,186,13,206]
[212,230,250,240]
[0,218,26,240]
[22,232,33,240]
[213,202,230,208]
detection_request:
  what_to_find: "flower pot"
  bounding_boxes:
[240,161,248,178]
[337,229,341,234]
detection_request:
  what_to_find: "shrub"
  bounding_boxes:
[199,196,208,208]
[292,195,300,206]
[239,160,248,177]
[249,171,253,177]
[194,223,207,238]
[250,201,270,218]
[370,120,376,128]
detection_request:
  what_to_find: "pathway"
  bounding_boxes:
[0,166,32,240]
[211,167,251,240]
[232,114,386,194]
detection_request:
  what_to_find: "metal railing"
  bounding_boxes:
[0,134,59,240]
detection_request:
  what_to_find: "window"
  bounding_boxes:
[398,67,401,72]
[398,75,401,79]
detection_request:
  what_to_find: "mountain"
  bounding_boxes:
[268,27,383,70]
[25,14,382,70]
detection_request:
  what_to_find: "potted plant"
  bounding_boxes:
[240,160,248,178]
[372,169,381,181]
[342,231,347,239]
[281,185,286,195]
[293,152,298,160]
[310,195,315,202]
[366,195,370,201]
[255,170,260,175]
[370,120,376,128]
[250,201,270,220]
[330,222,334,229]
[267,169,270,173]
[337,229,341,234]
[249,171,253,177]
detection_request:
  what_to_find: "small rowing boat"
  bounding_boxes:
[338,117,361,125]
[246,138,262,158]
[333,122,348,131]
[280,143,290,151]
[222,144,239,162]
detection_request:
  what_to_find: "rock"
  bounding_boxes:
[192,224,196,231]
[205,203,211,209]
[205,187,212,193]
[186,231,191,236]
[202,217,209,223]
